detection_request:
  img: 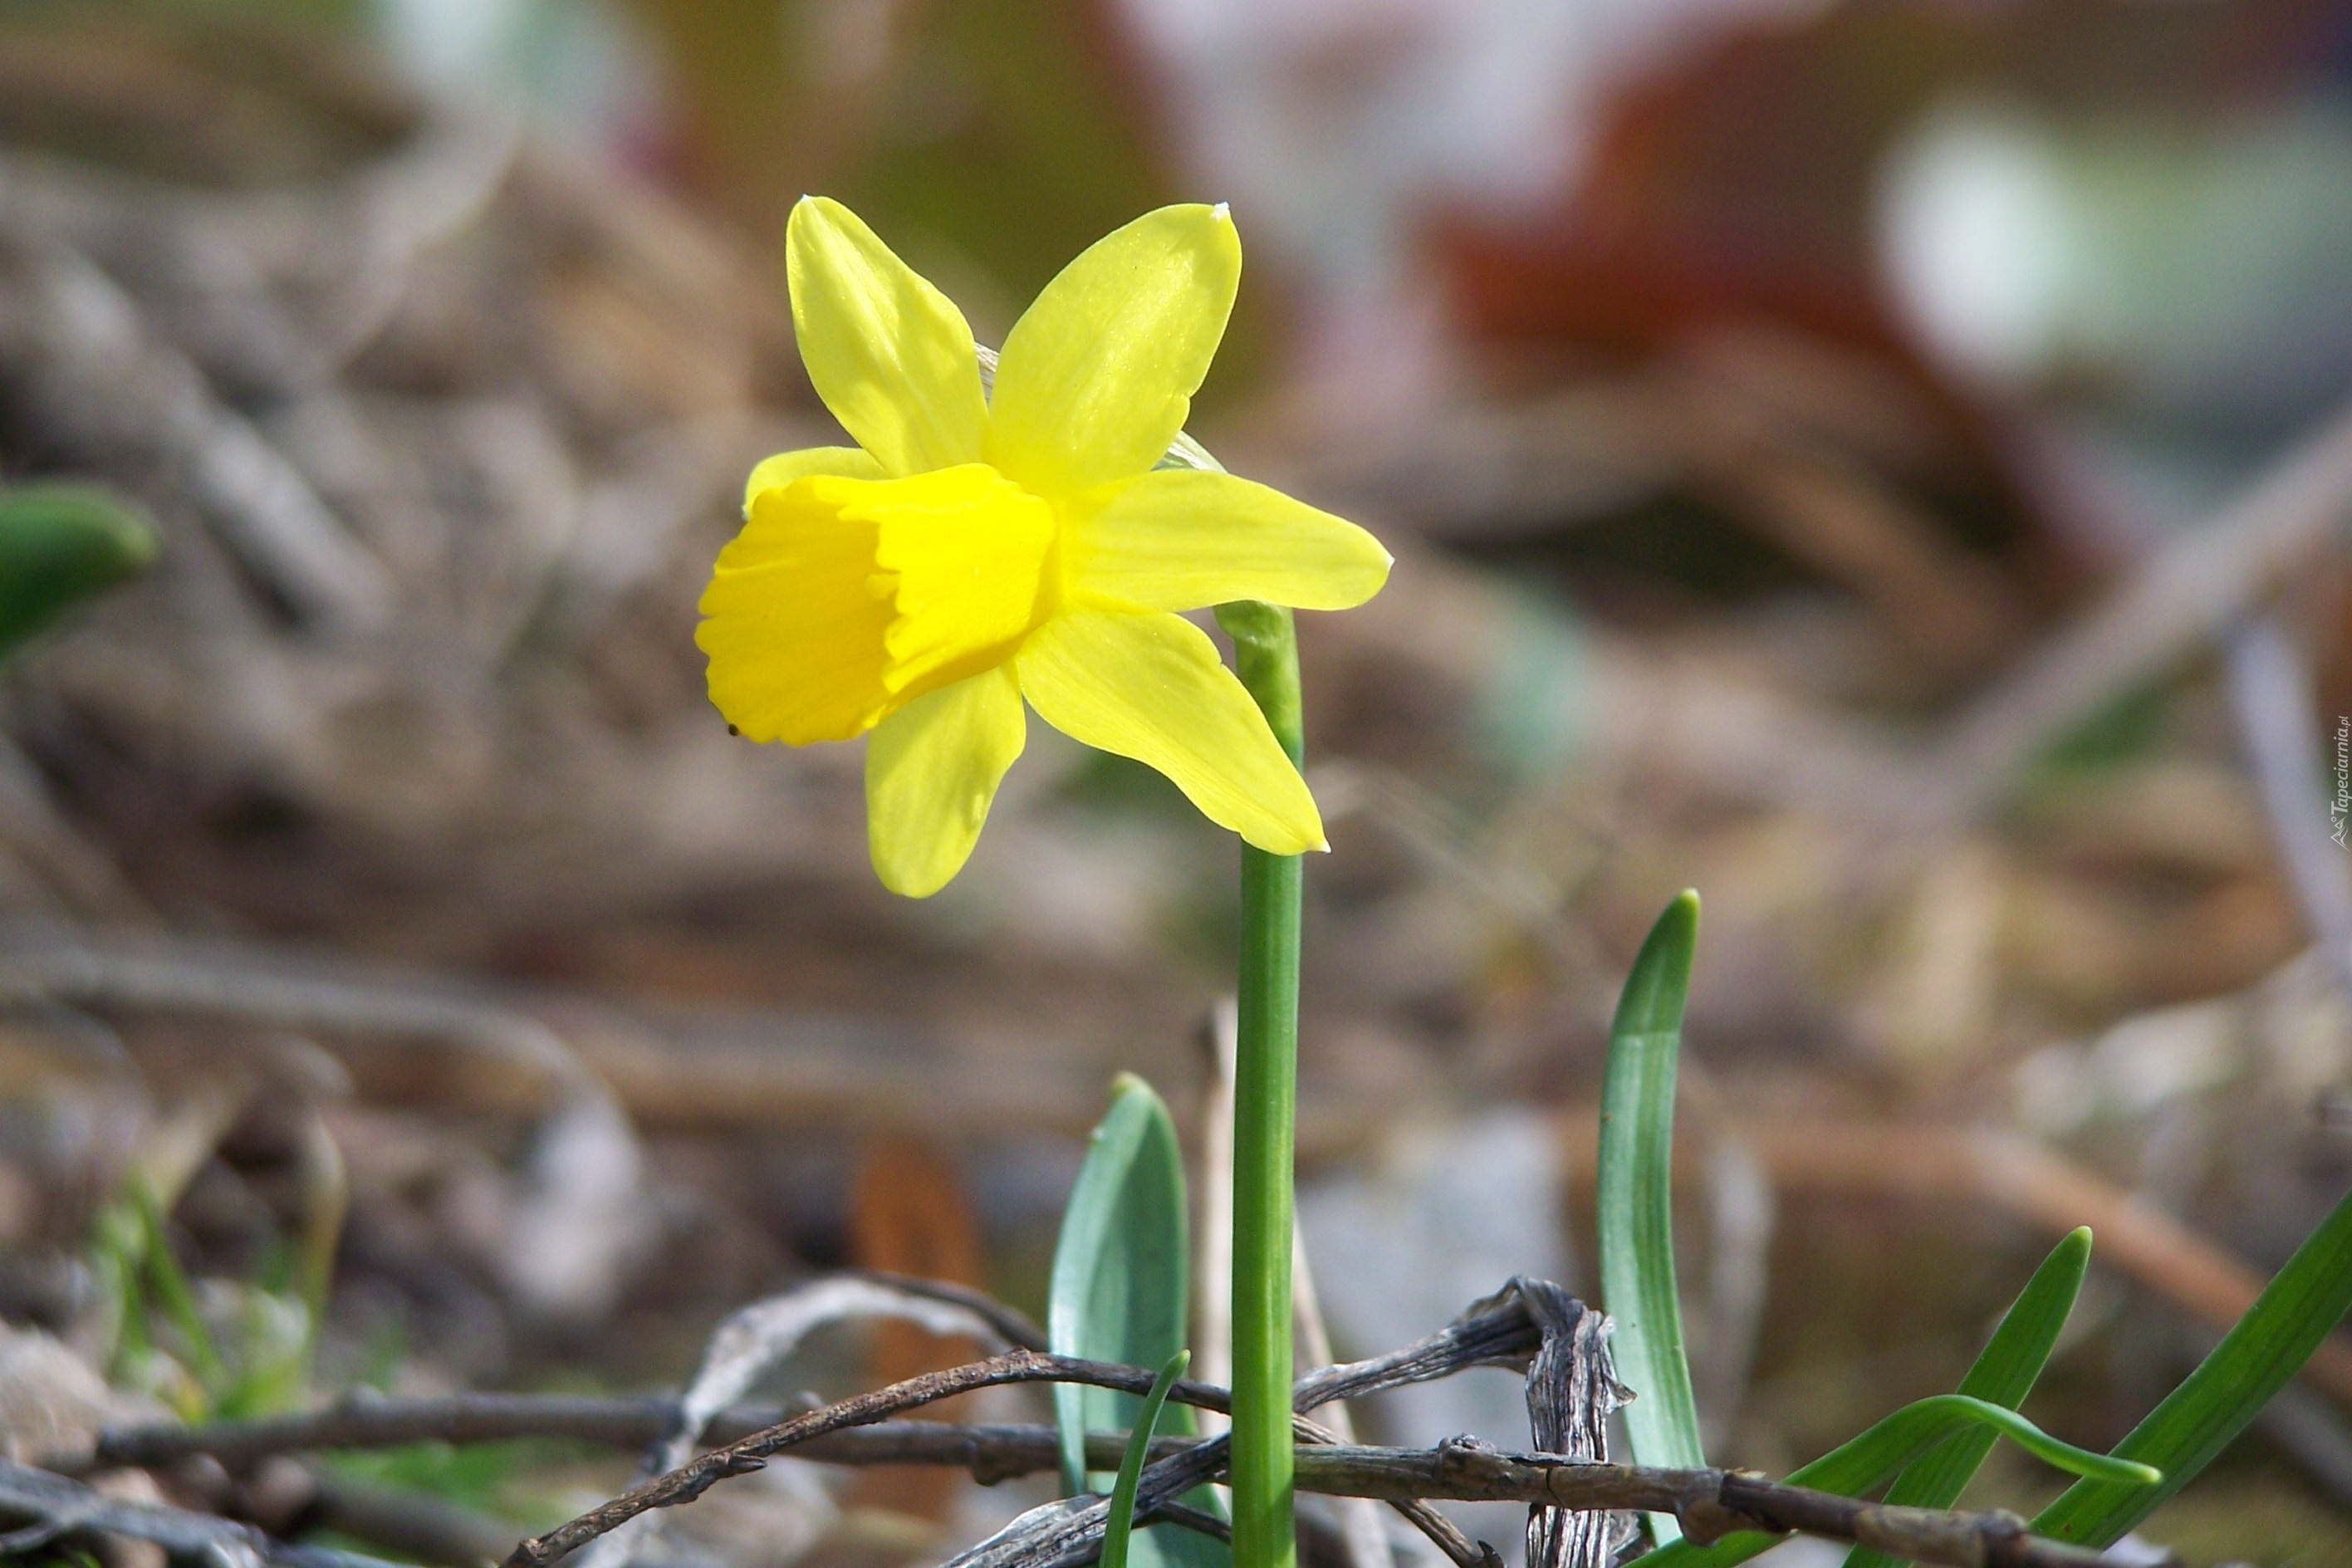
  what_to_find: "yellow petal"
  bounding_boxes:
[788,197,988,476]
[744,446,886,511]
[1015,608,1323,854]
[1070,468,1391,612]
[986,204,1241,498]
[698,478,893,742]
[865,666,1027,897]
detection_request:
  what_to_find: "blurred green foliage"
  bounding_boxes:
[2036,679,2174,775]
[0,485,156,664]
[90,1180,319,1422]
[88,1116,343,1426]
[322,1440,593,1531]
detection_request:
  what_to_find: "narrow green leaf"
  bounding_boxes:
[1599,890,1704,1542]
[91,1198,150,1375]
[1634,1394,2160,1568]
[2033,1180,2352,1546]
[1103,1350,1190,1568]
[1051,1076,1227,1568]
[134,1181,227,1401]
[0,485,157,661]
[1843,1227,2092,1568]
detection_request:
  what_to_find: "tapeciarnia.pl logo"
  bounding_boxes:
[2334,716,2350,848]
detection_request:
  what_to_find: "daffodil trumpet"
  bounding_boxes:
[703,197,1389,1568]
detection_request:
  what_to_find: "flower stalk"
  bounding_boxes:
[1216,598,1303,1568]
[708,196,1389,1568]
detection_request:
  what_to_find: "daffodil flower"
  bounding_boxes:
[699,198,1390,896]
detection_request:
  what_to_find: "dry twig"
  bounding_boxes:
[1927,397,2352,816]
[1519,1281,1630,1568]
[0,1457,401,1568]
[445,1281,2168,1568]
[497,1351,1203,1568]
[75,1398,2173,1568]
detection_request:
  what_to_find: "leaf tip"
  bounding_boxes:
[1663,889,1701,940]
[1642,889,1701,959]
[1615,888,1702,1038]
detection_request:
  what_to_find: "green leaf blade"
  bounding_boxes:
[1843,1226,2092,1568]
[0,485,157,661]
[1599,891,1705,1541]
[1050,1076,1227,1568]
[135,1179,227,1399]
[2032,1181,2352,1546]
[1103,1350,1190,1568]
[1051,1075,1192,1491]
[1634,1393,2158,1568]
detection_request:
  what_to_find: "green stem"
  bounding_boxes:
[1216,600,1302,1568]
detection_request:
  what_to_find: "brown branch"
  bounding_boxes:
[499,1350,1218,1568]
[74,1399,1182,1481]
[77,1276,2165,1568]
[1718,1473,2061,1568]
[0,1458,403,1568]
[79,1392,688,1472]
[1311,1442,2157,1567]
[1293,1413,1493,1568]
[390,1359,2158,1568]
[72,1396,2168,1568]
[1144,1500,1229,1544]
[840,1269,1051,1350]
[81,1397,1480,1568]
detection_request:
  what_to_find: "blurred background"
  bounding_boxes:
[5,0,2352,1561]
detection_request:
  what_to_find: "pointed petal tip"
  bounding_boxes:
[786,197,987,474]
[1210,201,1231,221]
[865,668,1023,900]
[986,205,1241,494]
[1244,822,1326,855]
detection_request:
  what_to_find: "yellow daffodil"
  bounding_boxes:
[699,198,1390,896]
